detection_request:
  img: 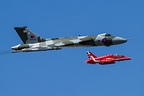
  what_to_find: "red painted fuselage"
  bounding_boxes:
[86,51,131,65]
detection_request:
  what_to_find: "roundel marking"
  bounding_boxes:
[102,38,107,43]
[31,35,35,38]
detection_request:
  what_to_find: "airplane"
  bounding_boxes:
[85,51,131,65]
[11,26,127,52]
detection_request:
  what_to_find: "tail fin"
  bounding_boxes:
[14,26,46,44]
[87,51,97,58]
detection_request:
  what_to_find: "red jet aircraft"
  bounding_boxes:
[85,51,131,65]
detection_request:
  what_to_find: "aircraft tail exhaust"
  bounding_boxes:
[14,26,46,44]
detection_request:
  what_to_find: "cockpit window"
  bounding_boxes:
[115,54,119,56]
[115,54,124,57]
[105,33,111,36]
[99,33,111,36]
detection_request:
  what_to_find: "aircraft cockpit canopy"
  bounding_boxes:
[105,33,111,36]
[114,54,124,57]
[99,33,111,36]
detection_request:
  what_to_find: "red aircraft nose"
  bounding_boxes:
[122,56,131,60]
[114,56,131,61]
[126,57,131,60]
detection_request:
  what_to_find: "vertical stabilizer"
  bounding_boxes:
[87,51,97,58]
[14,26,46,44]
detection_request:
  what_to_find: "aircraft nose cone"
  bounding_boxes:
[112,37,127,45]
[126,57,131,60]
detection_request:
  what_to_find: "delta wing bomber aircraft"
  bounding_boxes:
[11,26,127,52]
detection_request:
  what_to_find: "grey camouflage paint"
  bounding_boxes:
[11,26,127,52]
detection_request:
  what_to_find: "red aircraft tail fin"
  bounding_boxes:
[87,51,97,58]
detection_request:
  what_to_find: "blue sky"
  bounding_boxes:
[0,0,144,96]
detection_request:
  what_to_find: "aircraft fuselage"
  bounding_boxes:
[11,27,127,52]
